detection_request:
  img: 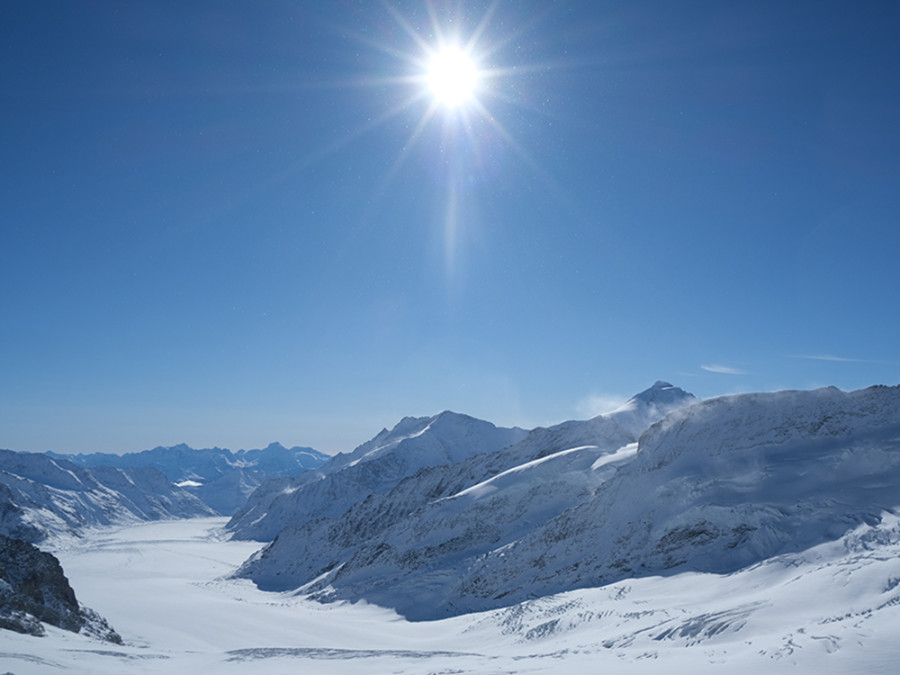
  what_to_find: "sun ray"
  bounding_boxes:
[467,96,579,216]
[462,0,501,54]
[442,173,460,283]
[381,0,436,57]
[425,1,448,48]
[302,89,427,169]
[367,101,441,206]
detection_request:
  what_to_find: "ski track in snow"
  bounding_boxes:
[1,516,899,674]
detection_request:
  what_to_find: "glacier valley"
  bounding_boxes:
[1,382,899,672]
[1,515,898,674]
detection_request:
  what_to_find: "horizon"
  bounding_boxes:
[3,1,898,456]
[12,379,896,457]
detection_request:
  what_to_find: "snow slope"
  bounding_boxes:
[0,450,214,542]
[1,516,898,674]
[54,442,329,515]
[226,410,529,540]
[235,384,900,620]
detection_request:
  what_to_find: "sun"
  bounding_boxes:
[298,1,563,285]
[425,46,481,108]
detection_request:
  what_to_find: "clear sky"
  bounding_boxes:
[2,1,899,455]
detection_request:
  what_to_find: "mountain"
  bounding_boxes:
[53,442,330,515]
[226,411,530,541]
[0,449,215,543]
[0,533,120,641]
[233,382,698,610]
[234,383,900,621]
[441,384,900,615]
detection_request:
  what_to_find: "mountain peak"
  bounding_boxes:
[602,382,698,436]
[622,381,696,410]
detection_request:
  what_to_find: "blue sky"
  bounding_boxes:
[2,1,899,454]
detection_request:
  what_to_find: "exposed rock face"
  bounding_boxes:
[0,534,120,642]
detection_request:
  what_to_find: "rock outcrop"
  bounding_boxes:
[0,534,120,642]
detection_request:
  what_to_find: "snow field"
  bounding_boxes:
[2,514,899,674]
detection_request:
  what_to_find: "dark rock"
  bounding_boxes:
[0,534,121,642]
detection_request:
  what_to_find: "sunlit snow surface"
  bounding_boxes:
[2,517,899,674]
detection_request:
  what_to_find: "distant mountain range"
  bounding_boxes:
[50,442,330,515]
[0,449,215,543]
[0,441,330,546]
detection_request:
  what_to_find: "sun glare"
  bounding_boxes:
[426,47,480,108]
[313,1,557,284]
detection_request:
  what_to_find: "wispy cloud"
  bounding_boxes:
[701,364,747,375]
[576,392,627,418]
[791,354,862,363]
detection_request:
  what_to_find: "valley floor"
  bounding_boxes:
[1,516,899,674]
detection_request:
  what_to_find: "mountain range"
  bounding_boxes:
[2,379,899,645]
[231,382,900,621]
[50,442,330,515]
[0,449,215,543]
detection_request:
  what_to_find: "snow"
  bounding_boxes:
[592,441,638,469]
[3,382,900,672]
[450,444,602,500]
[2,516,899,674]
[232,383,900,621]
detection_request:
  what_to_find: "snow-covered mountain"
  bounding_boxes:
[226,411,530,541]
[443,384,900,614]
[54,442,329,515]
[233,382,698,608]
[0,449,215,543]
[234,383,900,621]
